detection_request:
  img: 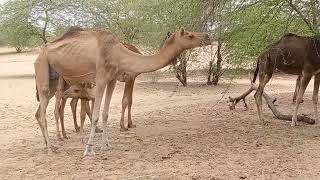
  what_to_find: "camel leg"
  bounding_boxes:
[101,80,117,149]
[292,73,312,126]
[293,75,301,103]
[84,99,102,133]
[38,89,52,150]
[80,99,86,134]
[84,77,109,156]
[59,98,68,139]
[313,74,320,123]
[53,77,65,140]
[127,78,136,129]
[70,98,80,132]
[35,105,46,144]
[120,80,131,131]
[254,73,272,124]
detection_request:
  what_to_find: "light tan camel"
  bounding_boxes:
[63,83,95,134]
[35,77,103,141]
[252,33,320,126]
[34,27,210,155]
[35,42,143,141]
[66,43,142,133]
[53,42,142,140]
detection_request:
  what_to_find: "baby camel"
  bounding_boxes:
[253,33,320,126]
[34,27,211,155]
[63,83,94,134]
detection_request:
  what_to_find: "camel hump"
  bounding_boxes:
[51,26,85,43]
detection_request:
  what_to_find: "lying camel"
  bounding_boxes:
[253,33,320,126]
[34,27,211,156]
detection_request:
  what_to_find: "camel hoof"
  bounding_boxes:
[75,126,80,133]
[120,127,129,132]
[95,127,103,133]
[63,134,68,139]
[291,121,297,127]
[128,124,136,128]
[84,145,95,156]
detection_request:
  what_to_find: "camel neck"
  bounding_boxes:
[118,42,184,74]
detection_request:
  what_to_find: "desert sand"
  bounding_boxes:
[1,48,320,179]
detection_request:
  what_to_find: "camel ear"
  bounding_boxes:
[179,28,185,36]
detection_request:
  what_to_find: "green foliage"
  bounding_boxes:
[0,1,38,51]
[0,0,319,65]
[224,1,316,67]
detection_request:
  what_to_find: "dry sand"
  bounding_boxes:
[1,49,320,179]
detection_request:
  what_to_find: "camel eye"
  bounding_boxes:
[188,35,194,39]
[74,89,80,93]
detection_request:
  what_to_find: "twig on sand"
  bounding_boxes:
[228,84,315,124]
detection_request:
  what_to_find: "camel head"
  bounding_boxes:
[63,83,95,100]
[168,28,211,49]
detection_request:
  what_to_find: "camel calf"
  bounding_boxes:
[62,83,95,134]
[61,75,136,134]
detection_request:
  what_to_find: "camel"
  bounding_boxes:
[252,33,320,126]
[34,27,211,155]
[35,77,101,141]
[62,83,95,134]
[54,42,142,139]
[65,42,142,133]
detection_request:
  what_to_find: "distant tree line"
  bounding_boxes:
[0,0,318,84]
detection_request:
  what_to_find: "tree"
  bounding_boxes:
[0,0,38,52]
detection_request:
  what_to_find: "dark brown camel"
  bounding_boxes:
[253,33,320,126]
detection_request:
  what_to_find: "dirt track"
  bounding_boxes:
[1,49,320,179]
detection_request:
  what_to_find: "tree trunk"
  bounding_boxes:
[15,47,22,53]
[228,84,315,124]
[207,39,223,85]
[310,0,318,31]
[173,53,187,86]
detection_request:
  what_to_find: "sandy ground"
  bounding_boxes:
[1,49,320,180]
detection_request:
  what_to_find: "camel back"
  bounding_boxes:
[51,27,85,43]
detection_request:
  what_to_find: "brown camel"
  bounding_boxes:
[54,42,142,139]
[34,27,211,155]
[252,33,320,126]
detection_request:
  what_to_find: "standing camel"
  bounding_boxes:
[37,42,141,140]
[253,33,320,126]
[66,42,142,132]
[34,27,211,155]
[55,42,142,139]
[62,83,95,134]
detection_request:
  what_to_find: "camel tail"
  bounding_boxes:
[36,86,40,102]
[252,60,259,83]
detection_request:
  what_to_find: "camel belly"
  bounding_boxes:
[46,39,99,85]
